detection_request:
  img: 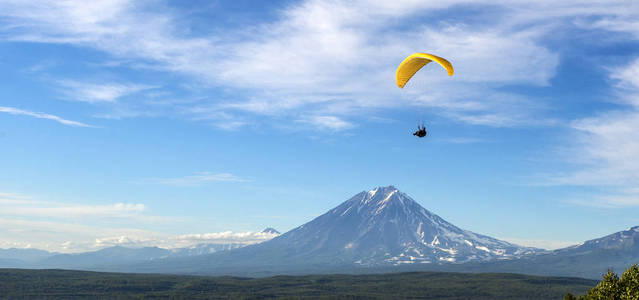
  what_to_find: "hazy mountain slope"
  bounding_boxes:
[169,243,246,257]
[0,258,30,268]
[0,248,54,264]
[457,226,639,279]
[0,242,265,270]
[39,246,171,269]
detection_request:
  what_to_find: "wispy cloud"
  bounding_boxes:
[0,191,175,253]
[563,192,639,208]
[6,203,147,218]
[612,57,639,92]
[56,80,156,103]
[144,171,247,186]
[3,0,635,129]
[0,216,278,253]
[212,2,560,127]
[0,192,147,219]
[0,106,93,127]
[169,231,278,246]
[297,115,354,131]
[439,137,488,144]
[0,191,278,252]
[544,55,639,206]
[0,217,158,252]
[63,230,279,252]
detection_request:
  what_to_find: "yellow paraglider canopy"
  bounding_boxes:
[396,53,454,88]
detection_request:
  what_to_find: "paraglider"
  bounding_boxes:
[413,124,427,138]
[396,53,454,88]
[396,52,453,138]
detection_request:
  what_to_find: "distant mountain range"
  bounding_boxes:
[2,186,638,279]
[0,248,53,264]
[0,234,271,269]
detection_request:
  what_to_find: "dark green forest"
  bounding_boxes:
[0,269,596,299]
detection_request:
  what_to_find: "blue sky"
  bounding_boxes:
[1,0,639,252]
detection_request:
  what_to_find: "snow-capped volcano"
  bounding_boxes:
[124,186,541,274]
[257,186,538,266]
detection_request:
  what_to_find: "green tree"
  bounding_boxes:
[619,264,639,300]
[574,264,639,300]
[589,270,621,299]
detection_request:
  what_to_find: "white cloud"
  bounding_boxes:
[0,191,33,201]
[144,171,247,186]
[0,216,279,253]
[56,80,156,103]
[213,121,247,130]
[89,231,279,250]
[5,0,635,129]
[0,191,279,252]
[612,58,639,92]
[297,115,354,131]
[551,108,639,207]
[576,10,639,39]
[0,106,93,127]
[545,54,639,206]
[439,137,487,144]
[0,191,169,225]
[170,231,278,246]
[0,217,157,252]
[0,195,147,219]
[73,231,279,252]
[214,2,560,127]
[0,0,223,80]
[564,191,639,208]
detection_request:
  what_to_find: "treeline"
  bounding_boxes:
[0,269,595,299]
